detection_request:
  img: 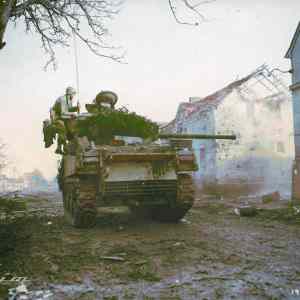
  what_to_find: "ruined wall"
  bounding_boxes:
[165,66,294,197]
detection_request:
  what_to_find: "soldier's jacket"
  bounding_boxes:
[54,95,73,115]
[43,119,70,148]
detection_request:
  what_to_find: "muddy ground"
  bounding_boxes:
[1,193,300,300]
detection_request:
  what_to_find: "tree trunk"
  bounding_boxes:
[0,0,16,49]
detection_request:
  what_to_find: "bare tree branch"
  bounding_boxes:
[168,0,216,25]
[193,0,216,8]
[0,1,215,67]
[1,0,124,68]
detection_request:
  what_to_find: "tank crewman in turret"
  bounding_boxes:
[85,90,118,114]
[94,91,118,109]
[50,86,80,154]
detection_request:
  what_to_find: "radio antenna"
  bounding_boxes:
[72,29,80,103]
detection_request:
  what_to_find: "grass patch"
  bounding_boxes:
[0,197,27,213]
[0,285,10,300]
[198,203,227,215]
[105,243,143,258]
[256,207,300,225]
[127,262,161,282]
[0,215,61,278]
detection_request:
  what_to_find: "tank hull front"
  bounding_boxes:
[61,146,196,227]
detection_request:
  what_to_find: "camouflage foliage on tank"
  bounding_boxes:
[76,107,159,144]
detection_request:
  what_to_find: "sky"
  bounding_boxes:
[0,0,299,179]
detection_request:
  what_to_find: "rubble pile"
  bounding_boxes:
[8,284,53,300]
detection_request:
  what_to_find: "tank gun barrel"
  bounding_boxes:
[158,133,236,140]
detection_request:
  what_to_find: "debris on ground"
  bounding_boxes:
[293,206,300,215]
[49,283,95,299]
[100,256,126,262]
[181,218,191,224]
[235,206,257,217]
[1,194,300,299]
[234,208,240,216]
[134,259,148,266]
[8,284,53,300]
[173,242,183,247]
[239,205,257,217]
[262,191,280,203]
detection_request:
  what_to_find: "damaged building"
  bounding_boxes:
[163,65,294,197]
[286,21,300,201]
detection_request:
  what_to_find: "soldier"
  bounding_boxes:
[52,86,79,118]
[94,91,118,109]
[50,87,80,154]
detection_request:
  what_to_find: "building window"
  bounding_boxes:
[277,142,285,153]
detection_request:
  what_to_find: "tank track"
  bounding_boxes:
[63,177,97,228]
[63,174,194,226]
[129,205,153,219]
[151,173,195,222]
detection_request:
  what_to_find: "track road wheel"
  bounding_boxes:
[62,183,75,225]
[152,174,195,222]
[63,178,97,228]
[72,201,97,228]
[72,178,97,228]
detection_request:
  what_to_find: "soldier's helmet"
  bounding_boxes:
[66,86,76,96]
[95,91,118,108]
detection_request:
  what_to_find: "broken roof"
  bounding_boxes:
[175,67,261,120]
[285,22,300,59]
[169,64,287,125]
[163,64,289,130]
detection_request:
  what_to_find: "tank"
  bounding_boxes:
[46,92,236,227]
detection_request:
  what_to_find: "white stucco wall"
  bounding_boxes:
[179,86,294,197]
[182,109,217,183]
[169,67,294,197]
